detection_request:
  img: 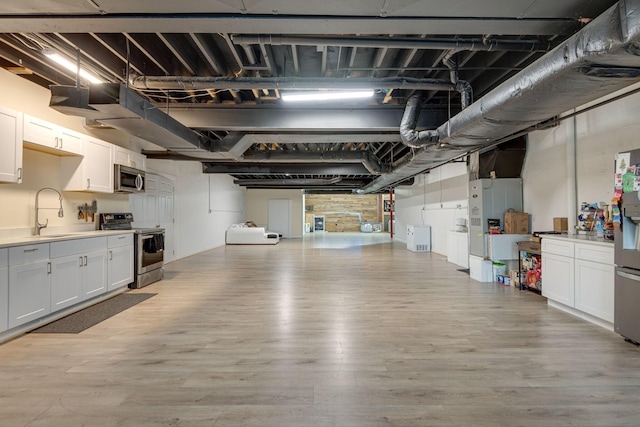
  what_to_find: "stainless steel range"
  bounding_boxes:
[99,213,165,289]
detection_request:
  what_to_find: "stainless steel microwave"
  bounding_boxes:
[114,164,145,193]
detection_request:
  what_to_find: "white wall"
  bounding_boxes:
[395,83,640,259]
[141,160,245,260]
[245,189,304,237]
[524,82,640,232]
[394,162,468,255]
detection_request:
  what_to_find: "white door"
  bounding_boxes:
[268,199,291,238]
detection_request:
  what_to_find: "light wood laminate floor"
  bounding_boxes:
[1,233,639,426]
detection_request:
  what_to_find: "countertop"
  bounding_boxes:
[0,230,135,249]
[540,233,614,247]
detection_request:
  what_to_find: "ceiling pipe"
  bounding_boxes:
[399,94,439,148]
[231,35,553,53]
[127,75,459,92]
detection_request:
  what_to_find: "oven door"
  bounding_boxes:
[137,232,164,273]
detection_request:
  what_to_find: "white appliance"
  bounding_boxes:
[407,225,431,252]
[469,178,523,257]
[487,234,530,261]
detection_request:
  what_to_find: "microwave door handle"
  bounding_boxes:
[141,235,154,240]
[136,174,143,191]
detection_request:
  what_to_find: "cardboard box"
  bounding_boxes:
[504,211,529,234]
[553,217,568,232]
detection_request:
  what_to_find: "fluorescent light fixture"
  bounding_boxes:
[281,90,374,102]
[44,51,103,84]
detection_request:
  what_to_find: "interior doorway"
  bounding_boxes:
[268,199,292,238]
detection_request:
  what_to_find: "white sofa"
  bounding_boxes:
[225,225,280,245]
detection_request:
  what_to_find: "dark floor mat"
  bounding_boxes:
[32,293,156,334]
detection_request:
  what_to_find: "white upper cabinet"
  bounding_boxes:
[113,145,146,171]
[61,136,114,193]
[23,114,83,156]
[0,105,23,183]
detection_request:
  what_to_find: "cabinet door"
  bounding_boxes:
[575,259,614,322]
[84,137,113,192]
[457,233,469,269]
[23,115,83,156]
[542,252,574,307]
[58,128,83,155]
[50,254,83,311]
[8,260,51,328]
[0,266,7,333]
[108,245,134,290]
[83,250,108,299]
[0,105,23,183]
[23,114,56,149]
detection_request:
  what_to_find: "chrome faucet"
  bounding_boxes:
[35,187,64,235]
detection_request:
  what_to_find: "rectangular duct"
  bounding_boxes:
[49,83,208,152]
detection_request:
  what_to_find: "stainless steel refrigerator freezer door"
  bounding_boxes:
[614,267,640,344]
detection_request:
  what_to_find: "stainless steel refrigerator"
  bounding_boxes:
[614,148,640,344]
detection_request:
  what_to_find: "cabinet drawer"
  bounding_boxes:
[575,243,614,264]
[9,244,49,266]
[0,248,7,268]
[50,237,107,258]
[542,238,574,257]
[108,233,133,248]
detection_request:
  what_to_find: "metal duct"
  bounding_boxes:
[361,0,640,193]
[128,76,459,92]
[49,83,211,152]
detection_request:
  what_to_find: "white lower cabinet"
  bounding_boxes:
[542,237,614,328]
[50,237,108,311]
[108,234,134,290]
[50,253,84,311]
[541,252,575,307]
[574,258,615,323]
[0,249,8,333]
[447,231,469,268]
[8,244,51,329]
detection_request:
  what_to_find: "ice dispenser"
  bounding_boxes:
[621,203,640,251]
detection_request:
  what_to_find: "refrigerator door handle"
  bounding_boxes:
[617,270,640,282]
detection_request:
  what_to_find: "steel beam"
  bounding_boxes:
[202,163,370,175]
[0,16,581,36]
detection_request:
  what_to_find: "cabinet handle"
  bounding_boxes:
[87,178,91,189]
[23,248,39,253]
[79,256,84,267]
[109,250,113,260]
[54,136,59,148]
[47,262,51,275]
[84,256,88,266]
[59,138,63,149]
[118,236,126,240]
[17,167,22,183]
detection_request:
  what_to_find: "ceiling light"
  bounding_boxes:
[44,51,103,84]
[281,90,374,102]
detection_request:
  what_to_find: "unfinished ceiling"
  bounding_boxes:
[1,0,638,193]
